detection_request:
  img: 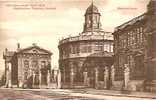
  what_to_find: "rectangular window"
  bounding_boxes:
[130,31,133,46]
[119,55,123,68]
[140,27,143,43]
[127,32,130,46]
[94,42,103,52]
[104,44,109,52]
[81,44,92,53]
[123,35,127,48]
[87,45,92,52]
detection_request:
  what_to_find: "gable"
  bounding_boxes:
[18,46,52,55]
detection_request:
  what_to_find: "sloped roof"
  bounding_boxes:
[4,51,15,57]
[17,44,52,55]
[114,13,146,32]
[85,3,99,15]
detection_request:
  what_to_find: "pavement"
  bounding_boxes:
[0,88,156,100]
[69,88,156,99]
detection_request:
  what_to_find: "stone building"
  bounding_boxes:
[3,43,53,89]
[113,0,156,92]
[58,3,114,89]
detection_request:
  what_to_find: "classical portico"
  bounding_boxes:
[3,43,53,89]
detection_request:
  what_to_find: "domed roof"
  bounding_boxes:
[85,3,99,14]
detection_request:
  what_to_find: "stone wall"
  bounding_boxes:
[112,81,123,90]
[127,80,145,92]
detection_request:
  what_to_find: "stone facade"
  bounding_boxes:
[58,3,114,89]
[113,0,156,92]
[3,44,53,89]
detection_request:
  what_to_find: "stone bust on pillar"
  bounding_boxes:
[124,64,130,90]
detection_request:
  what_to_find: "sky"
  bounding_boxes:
[0,0,150,77]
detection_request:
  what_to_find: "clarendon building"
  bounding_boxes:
[113,0,156,92]
[3,43,53,89]
[58,3,114,89]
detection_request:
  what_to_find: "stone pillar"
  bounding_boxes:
[70,63,74,88]
[47,70,50,88]
[18,71,23,88]
[39,71,42,89]
[18,66,23,88]
[57,70,61,89]
[18,57,23,88]
[124,64,130,90]
[8,63,12,88]
[5,70,8,87]
[83,71,88,86]
[18,79,23,88]
[5,63,12,88]
[147,61,156,92]
[32,72,35,88]
[104,67,109,89]
[95,68,99,89]
[63,68,66,83]
[111,65,115,86]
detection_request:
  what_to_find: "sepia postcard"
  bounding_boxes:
[0,0,156,100]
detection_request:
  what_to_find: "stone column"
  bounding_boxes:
[83,71,88,86]
[32,72,35,88]
[18,57,23,88]
[18,79,23,88]
[104,67,109,89]
[124,64,130,90]
[39,71,42,89]
[70,67,74,87]
[47,70,50,88]
[111,65,115,86]
[5,63,12,88]
[8,63,12,88]
[18,69,23,88]
[70,62,74,87]
[63,68,66,83]
[5,71,8,87]
[95,68,99,89]
[57,70,61,89]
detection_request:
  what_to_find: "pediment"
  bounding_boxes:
[18,46,52,55]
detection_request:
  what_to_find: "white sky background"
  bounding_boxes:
[0,0,150,77]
